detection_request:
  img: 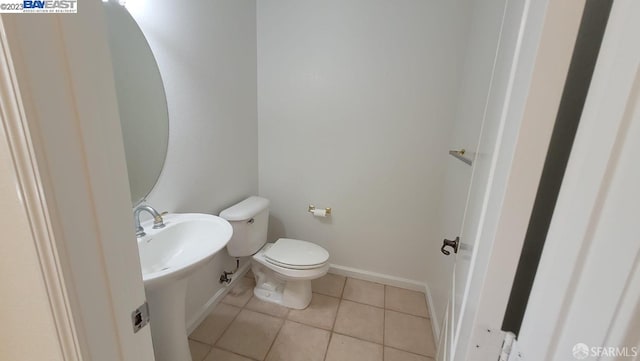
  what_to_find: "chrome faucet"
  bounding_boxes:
[133,204,165,237]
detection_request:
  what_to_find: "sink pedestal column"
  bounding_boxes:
[146,278,191,361]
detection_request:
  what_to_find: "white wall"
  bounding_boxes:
[126,0,258,322]
[257,0,471,285]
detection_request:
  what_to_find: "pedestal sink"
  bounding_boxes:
[137,213,232,361]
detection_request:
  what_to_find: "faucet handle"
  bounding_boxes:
[152,212,166,229]
[136,226,146,238]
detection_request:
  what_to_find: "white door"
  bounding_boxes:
[516,0,640,358]
[439,0,530,359]
[437,0,510,355]
[0,3,156,360]
[437,0,509,355]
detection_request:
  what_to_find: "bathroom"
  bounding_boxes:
[108,0,489,359]
[3,0,638,361]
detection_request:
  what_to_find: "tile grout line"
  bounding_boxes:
[285,318,329,330]
[330,330,384,346]
[188,339,212,361]
[338,294,430,320]
[385,345,437,360]
[325,279,346,361]
[247,271,285,361]
[220,345,262,361]
[261,315,285,361]
[332,293,430,319]
[323,329,436,360]
[189,304,246,360]
[327,328,435,359]
[189,301,242,346]
[244,296,290,320]
[209,297,248,351]
[215,297,276,361]
[238,273,265,360]
[317,277,429,319]
[201,347,212,361]
[380,310,436,358]
[383,284,386,361]
[240,292,285,361]
[322,282,345,361]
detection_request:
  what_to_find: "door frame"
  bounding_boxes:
[0,18,82,361]
[514,0,640,358]
[502,0,614,336]
[0,3,155,360]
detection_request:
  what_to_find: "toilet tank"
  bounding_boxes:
[220,196,270,257]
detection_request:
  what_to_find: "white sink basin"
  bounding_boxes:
[136,212,233,361]
[137,213,233,289]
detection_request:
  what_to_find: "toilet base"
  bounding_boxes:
[253,279,312,309]
[251,261,327,309]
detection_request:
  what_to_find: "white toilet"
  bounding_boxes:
[220,196,330,309]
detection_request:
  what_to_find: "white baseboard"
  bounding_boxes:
[328,264,440,341]
[329,264,426,291]
[185,262,251,334]
[423,282,440,342]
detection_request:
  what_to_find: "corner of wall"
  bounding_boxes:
[424,282,441,343]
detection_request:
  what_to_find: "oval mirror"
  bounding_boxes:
[103,2,169,206]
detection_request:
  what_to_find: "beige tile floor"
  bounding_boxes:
[189,271,436,361]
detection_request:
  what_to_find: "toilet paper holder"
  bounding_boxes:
[308,204,331,216]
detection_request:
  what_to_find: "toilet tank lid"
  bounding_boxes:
[220,196,270,221]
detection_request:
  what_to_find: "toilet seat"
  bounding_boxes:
[264,238,329,270]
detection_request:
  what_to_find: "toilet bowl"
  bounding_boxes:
[251,239,329,309]
[220,196,330,309]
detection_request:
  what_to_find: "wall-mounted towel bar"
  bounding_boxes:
[449,149,473,166]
